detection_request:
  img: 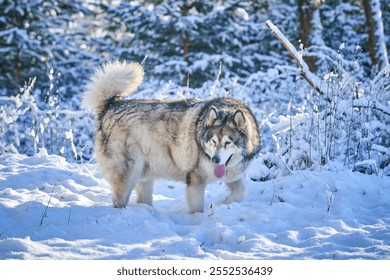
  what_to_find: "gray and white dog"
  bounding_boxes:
[84,61,260,213]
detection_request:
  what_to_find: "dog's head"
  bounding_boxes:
[201,106,246,178]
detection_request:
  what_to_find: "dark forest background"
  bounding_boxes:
[1,0,388,96]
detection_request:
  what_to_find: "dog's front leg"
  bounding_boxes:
[224,178,245,204]
[186,172,206,213]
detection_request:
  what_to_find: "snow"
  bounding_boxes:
[0,2,389,270]
[0,149,389,260]
[265,113,310,135]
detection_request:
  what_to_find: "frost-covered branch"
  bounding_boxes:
[265,20,326,96]
[352,99,390,117]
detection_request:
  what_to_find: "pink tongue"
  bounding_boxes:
[214,164,226,178]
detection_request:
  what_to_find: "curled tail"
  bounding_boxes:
[83,61,144,111]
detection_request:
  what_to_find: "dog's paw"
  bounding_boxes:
[224,192,245,205]
[113,200,127,208]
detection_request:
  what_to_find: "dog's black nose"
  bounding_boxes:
[212,155,220,165]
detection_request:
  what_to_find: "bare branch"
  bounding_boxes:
[265,20,326,96]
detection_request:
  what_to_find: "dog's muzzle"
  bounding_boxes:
[212,154,233,178]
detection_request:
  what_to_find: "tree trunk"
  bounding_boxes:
[181,3,190,86]
[362,0,389,70]
[297,0,316,72]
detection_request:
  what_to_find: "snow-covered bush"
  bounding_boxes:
[260,58,389,178]
[0,74,94,162]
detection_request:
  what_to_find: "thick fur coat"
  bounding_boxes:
[84,61,260,213]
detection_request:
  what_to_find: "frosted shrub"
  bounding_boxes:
[0,74,94,162]
[0,78,38,154]
[262,57,389,177]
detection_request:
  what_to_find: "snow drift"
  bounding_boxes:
[0,149,389,259]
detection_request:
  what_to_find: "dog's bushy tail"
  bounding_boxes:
[83,61,144,111]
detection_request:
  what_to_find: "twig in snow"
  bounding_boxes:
[141,55,148,65]
[326,192,334,213]
[312,192,319,208]
[209,62,222,98]
[39,184,56,227]
[67,208,72,225]
[322,181,337,221]
[270,180,277,206]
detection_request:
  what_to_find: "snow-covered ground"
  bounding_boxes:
[0,149,389,260]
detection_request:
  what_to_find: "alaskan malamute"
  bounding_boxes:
[84,61,260,213]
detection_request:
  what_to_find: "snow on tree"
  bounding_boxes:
[0,0,94,97]
[362,0,389,70]
[101,0,272,87]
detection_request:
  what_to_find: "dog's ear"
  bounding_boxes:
[206,106,218,126]
[233,109,245,126]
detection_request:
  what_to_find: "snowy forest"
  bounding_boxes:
[0,0,390,179]
[0,0,389,174]
[1,0,390,261]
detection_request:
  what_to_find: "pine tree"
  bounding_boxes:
[0,0,93,97]
[102,1,272,87]
[0,0,50,93]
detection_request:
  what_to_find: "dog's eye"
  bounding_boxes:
[212,139,217,145]
[225,141,231,146]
